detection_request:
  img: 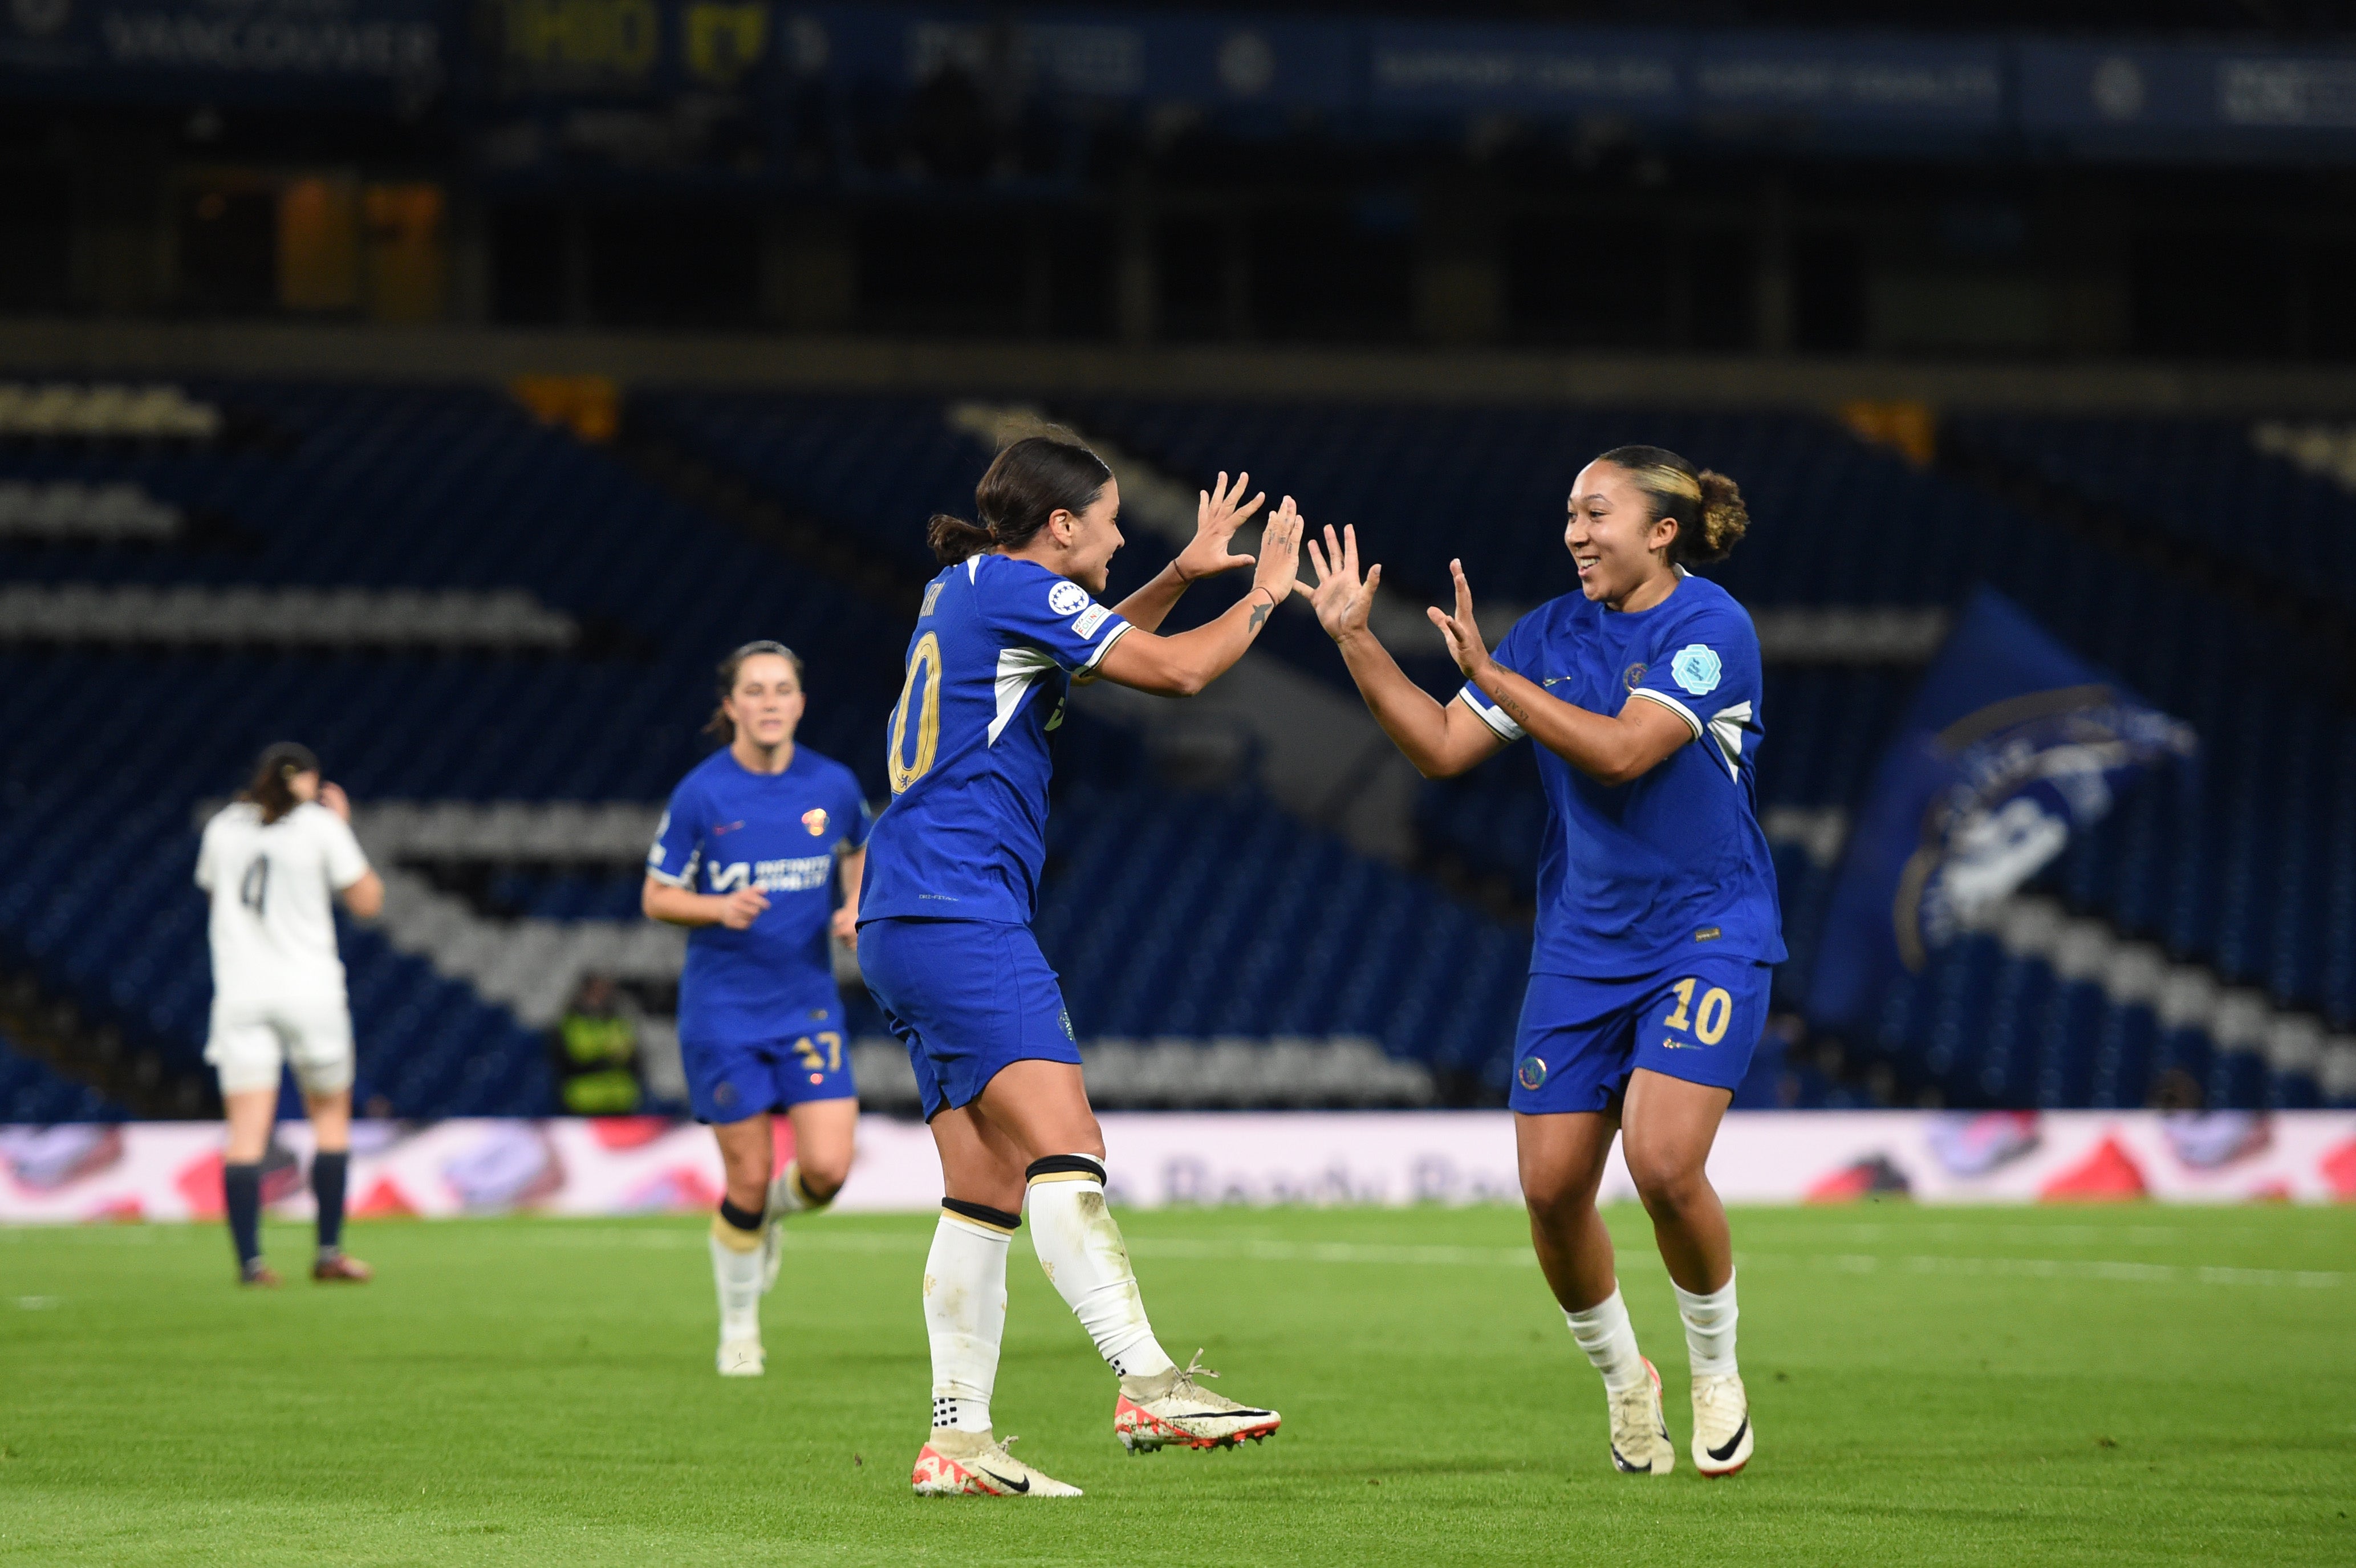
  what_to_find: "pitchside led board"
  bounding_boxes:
[1807,589,2197,1040]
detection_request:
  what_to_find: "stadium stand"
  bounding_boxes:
[2,375,2349,1118]
[0,1029,123,1124]
[0,378,1550,1120]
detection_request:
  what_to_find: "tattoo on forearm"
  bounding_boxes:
[1248,596,1273,632]
[1499,693,1532,727]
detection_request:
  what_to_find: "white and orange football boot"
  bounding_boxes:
[1691,1372,1753,1477]
[1608,1358,1675,1475]
[1114,1351,1281,1453]
[911,1431,1082,1498]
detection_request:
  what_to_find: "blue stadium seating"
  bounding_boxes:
[0,1029,124,1123]
[1951,414,2356,614]
[6,378,2348,1116]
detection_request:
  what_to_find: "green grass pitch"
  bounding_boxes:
[3,1202,2351,1566]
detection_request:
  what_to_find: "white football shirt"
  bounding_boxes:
[195,801,371,1004]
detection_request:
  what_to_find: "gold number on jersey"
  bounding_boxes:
[1663,977,1696,1031]
[1695,987,1733,1046]
[888,632,943,794]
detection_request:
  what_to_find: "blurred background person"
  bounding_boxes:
[195,742,384,1287]
[644,641,870,1377]
[550,973,644,1116]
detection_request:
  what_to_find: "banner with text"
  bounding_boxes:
[2,1109,2350,1224]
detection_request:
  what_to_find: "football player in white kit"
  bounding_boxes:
[194,743,385,1286]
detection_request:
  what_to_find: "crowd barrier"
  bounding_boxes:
[2,1111,2351,1223]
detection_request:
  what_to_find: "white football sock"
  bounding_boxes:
[709,1214,763,1342]
[1565,1287,1649,1394]
[1024,1156,1176,1382]
[1674,1273,1740,1377]
[927,1205,1013,1433]
[767,1160,832,1216]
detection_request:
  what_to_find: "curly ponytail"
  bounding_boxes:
[1595,444,1749,567]
[927,432,1112,566]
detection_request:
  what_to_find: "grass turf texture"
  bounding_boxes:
[3,1204,2351,1566]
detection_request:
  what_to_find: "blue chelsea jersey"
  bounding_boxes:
[646,745,872,1043]
[859,553,1132,927]
[1459,572,1786,978]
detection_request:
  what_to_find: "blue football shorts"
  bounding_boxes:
[680,1000,856,1125]
[1509,954,1773,1116]
[856,916,1082,1122]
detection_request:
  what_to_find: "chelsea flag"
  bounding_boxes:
[1805,588,2195,1036]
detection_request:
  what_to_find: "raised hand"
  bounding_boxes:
[1305,523,1381,645]
[319,781,352,822]
[1175,469,1268,584]
[1249,496,1305,613]
[1427,558,1492,679]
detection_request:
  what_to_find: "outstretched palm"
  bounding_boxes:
[1305,523,1381,644]
[1174,470,1268,583]
[1428,559,1491,680]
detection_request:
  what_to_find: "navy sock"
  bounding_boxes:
[223,1162,263,1268]
[312,1151,349,1258]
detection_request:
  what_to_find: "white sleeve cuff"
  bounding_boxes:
[1628,686,1704,741]
[1457,687,1524,741]
[644,865,690,888]
[1077,619,1130,673]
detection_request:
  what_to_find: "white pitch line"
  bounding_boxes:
[517,1228,2346,1288]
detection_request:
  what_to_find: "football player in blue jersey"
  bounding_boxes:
[1306,446,1778,1479]
[860,432,1303,1498]
[644,640,871,1378]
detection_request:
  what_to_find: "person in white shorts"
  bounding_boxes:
[196,742,385,1287]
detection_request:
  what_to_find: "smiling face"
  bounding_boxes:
[1566,461,1680,609]
[722,653,805,753]
[1053,476,1123,597]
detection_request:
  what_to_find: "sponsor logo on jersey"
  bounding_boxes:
[708,854,833,893]
[802,807,830,836]
[1671,644,1722,696]
[1047,580,1091,617]
[1072,603,1110,638]
[1623,662,1647,691]
[1058,1005,1075,1041]
[1517,1055,1548,1090]
[1693,925,1722,942]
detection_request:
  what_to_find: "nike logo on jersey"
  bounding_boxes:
[712,820,746,836]
[1708,1417,1749,1462]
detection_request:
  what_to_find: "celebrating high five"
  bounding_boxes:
[857,434,1305,1499]
[1307,445,1781,1478]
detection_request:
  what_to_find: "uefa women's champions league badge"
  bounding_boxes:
[1894,689,2195,970]
[1048,580,1091,617]
[1671,644,1722,696]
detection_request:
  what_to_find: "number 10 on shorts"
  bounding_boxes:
[1662,977,1733,1046]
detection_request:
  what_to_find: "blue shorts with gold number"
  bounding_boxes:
[1509,956,1772,1116]
[681,1002,856,1125]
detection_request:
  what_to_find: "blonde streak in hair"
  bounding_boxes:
[1640,464,1704,503]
